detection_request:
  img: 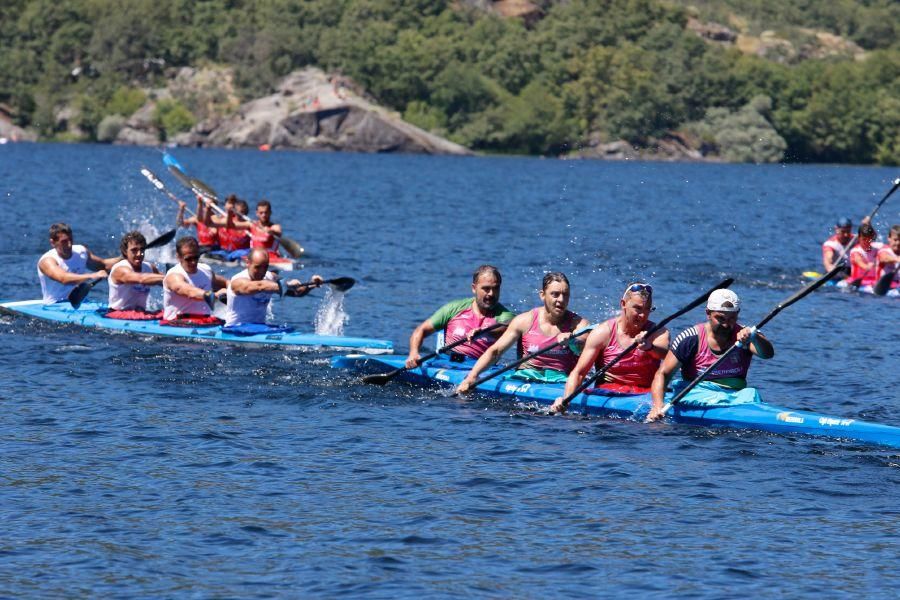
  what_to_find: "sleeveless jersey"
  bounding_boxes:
[108,259,154,310]
[597,318,661,389]
[38,245,88,304]
[250,223,280,253]
[195,221,218,247]
[517,308,579,373]
[218,225,250,252]
[822,234,849,263]
[849,244,880,286]
[225,269,276,326]
[672,322,753,386]
[163,263,214,320]
[877,245,899,288]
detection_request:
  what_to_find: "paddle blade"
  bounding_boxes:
[361,371,397,385]
[167,163,195,191]
[162,152,187,173]
[68,280,94,309]
[190,177,219,201]
[873,271,895,296]
[279,235,305,258]
[146,229,176,249]
[328,277,355,292]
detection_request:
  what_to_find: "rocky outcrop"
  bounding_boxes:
[174,67,471,155]
[567,131,707,162]
[0,109,37,142]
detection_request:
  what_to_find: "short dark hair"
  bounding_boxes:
[49,222,72,241]
[120,231,147,256]
[236,199,249,213]
[859,223,876,239]
[176,236,200,256]
[542,271,569,290]
[225,194,238,204]
[472,265,501,285]
[257,200,271,210]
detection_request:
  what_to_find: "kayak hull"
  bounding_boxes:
[2,300,392,353]
[332,354,900,449]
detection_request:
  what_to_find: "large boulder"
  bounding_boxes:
[182,67,471,155]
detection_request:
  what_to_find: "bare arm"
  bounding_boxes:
[550,322,611,413]
[39,256,106,285]
[406,319,437,369]
[457,313,530,393]
[737,327,774,359]
[648,352,681,421]
[165,272,208,301]
[231,277,279,295]
[110,267,164,286]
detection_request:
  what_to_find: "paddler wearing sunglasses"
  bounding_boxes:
[646,289,774,422]
[162,236,229,325]
[549,282,668,414]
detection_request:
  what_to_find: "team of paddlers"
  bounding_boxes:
[35,200,898,419]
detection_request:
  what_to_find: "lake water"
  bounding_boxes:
[1,143,898,597]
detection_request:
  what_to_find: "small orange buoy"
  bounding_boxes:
[259,144,271,151]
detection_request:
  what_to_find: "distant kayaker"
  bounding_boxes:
[549,282,668,413]
[211,195,251,256]
[647,289,774,422]
[228,200,284,259]
[821,217,854,274]
[405,265,515,369]
[177,196,219,254]
[38,222,116,304]
[876,224,900,295]
[840,222,880,290]
[106,231,165,318]
[224,248,323,330]
[162,236,228,325]
[456,272,590,393]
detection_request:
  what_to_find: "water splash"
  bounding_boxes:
[314,287,347,336]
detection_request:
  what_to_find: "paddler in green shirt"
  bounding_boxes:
[405,265,515,369]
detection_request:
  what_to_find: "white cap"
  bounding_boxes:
[707,289,741,312]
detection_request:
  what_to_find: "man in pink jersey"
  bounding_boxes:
[405,265,515,369]
[822,217,854,274]
[549,282,669,414]
[839,222,880,290]
[647,289,774,421]
[455,272,590,393]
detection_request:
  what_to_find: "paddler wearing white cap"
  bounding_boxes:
[646,289,774,422]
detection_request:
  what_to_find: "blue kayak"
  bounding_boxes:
[1,299,393,353]
[332,354,900,449]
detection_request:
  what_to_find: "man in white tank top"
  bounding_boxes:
[225,248,322,326]
[162,237,229,321]
[38,222,117,304]
[107,231,165,312]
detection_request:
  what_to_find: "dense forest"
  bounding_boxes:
[0,0,897,163]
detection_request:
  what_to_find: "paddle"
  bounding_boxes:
[68,277,104,309]
[465,324,596,389]
[658,267,844,416]
[279,276,356,296]
[141,167,197,215]
[162,153,306,259]
[551,277,734,414]
[146,229,176,249]
[362,321,506,386]
[872,269,896,296]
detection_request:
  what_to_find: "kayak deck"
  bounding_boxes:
[1,300,392,353]
[332,354,900,449]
